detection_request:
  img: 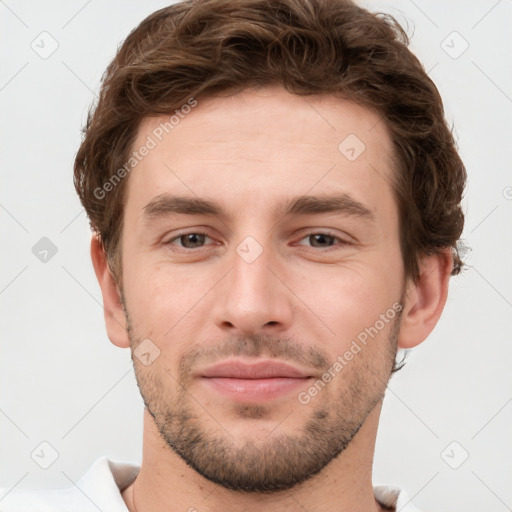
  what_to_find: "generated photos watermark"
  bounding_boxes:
[298,301,403,405]
[93,97,198,200]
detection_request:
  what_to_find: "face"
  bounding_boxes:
[119,85,406,492]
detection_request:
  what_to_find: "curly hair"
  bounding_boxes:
[74,0,466,284]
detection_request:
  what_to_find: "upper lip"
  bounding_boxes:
[199,359,313,379]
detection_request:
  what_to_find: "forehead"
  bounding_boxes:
[138,86,392,162]
[126,86,396,221]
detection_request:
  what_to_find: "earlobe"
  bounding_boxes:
[397,250,453,349]
[90,235,130,349]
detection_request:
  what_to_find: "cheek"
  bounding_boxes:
[122,252,215,346]
[121,247,167,335]
[297,256,403,354]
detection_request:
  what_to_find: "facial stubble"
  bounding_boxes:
[123,297,403,493]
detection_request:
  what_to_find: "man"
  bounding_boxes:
[0,0,466,510]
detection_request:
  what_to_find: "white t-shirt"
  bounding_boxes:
[0,457,423,511]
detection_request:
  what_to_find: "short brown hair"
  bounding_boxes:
[74,0,466,283]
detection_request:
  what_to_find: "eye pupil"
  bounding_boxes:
[310,234,335,247]
[181,233,205,248]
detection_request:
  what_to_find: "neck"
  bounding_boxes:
[123,402,385,512]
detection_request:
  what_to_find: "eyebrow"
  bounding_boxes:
[143,192,375,224]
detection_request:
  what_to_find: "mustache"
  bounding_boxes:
[178,334,330,378]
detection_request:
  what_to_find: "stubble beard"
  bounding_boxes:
[124,299,403,493]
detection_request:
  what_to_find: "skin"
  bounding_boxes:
[92,85,452,512]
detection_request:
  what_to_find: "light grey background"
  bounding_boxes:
[1,1,511,510]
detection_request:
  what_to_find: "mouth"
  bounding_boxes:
[198,359,314,402]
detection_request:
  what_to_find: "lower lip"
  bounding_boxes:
[201,377,311,402]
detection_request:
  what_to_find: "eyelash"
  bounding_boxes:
[163,230,350,251]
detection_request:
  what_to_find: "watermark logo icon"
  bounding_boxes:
[31,31,59,59]
[338,134,366,162]
[31,441,59,469]
[441,31,469,59]
[236,236,263,264]
[441,440,469,469]
[134,339,161,366]
[32,237,58,263]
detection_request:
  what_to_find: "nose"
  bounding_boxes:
[212,239,294,336]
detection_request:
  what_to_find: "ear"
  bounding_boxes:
[90,235,130,349]
[397,249,453,349]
